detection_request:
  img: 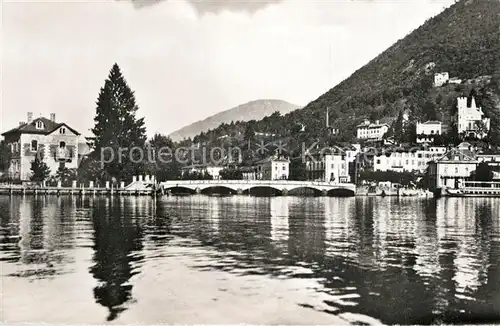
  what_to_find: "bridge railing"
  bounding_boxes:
[160,179,353,188]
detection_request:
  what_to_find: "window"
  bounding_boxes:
[60,127,66,134]
[36,120,44,129]
[282,166,286,171]
[59,141,66,148]
[31,140,38,151]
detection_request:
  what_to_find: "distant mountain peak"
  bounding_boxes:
[169,99,300,141]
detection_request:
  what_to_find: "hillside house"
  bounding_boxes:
[456,96,490,139]
[434,72,449,87]
[427,143,479,190]
[356,120,390,141]
[1,113,80,181]
[416,121,443,143]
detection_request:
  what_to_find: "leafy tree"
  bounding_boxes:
[288,158,307,181]
[219,167,243,180]
[30,154,51,182]
[0,141,11,172]
[422,100,438,121]
[244,122,256,141]
[474,162,494,182]
[149,133,181,181]
[90,63,147,182]
[77,156,111,184]
[181,170,213,180]
[391,111,405,142]
[56,166,77,187]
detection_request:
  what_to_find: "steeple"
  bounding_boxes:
[470,96,477,109]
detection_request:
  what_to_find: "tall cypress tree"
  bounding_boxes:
[91,63,147,181]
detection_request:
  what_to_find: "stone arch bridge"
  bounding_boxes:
[160,180,356,196]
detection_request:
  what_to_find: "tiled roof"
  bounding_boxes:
[437,147,477,162]
[422,120,442,124]
[256,156,289,164]
[1,117,80,136]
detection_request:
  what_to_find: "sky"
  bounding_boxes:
[1,0,455,138]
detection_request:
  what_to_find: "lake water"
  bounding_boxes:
[1,195,499,325]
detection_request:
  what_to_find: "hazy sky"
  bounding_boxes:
[1,0,454,137]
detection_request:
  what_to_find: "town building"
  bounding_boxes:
[374,146,447,173]
[356,120,390,141]
[477,153,500,166]
[416,121,443,143]
[305,147,350,183]
[434,72,449,87]
[241,166,258,180]
[256,155,289,180]
[456,96,490,139]
[427,143,479,190]
[1,113,80,181]
[181,164,224,179]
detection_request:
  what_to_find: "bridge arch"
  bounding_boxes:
[243,186,283,196]
[163,186,196,195]
[200,186,237,195]
[286,186,323,196]
[326,188,356,197]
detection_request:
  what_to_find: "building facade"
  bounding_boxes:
[1,113,80,181]
[416,121,443,143]
[434,72,449,87]
[427,143,479,190]
[374,146,447,173]
[305,148,350,183]
[256,155,290,180]
[181,164,224,179]
[356,120,389,141]
[456,97,490,139]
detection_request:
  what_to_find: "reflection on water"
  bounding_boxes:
[1,195,499,324]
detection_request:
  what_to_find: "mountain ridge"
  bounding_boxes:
[169,99,300,141]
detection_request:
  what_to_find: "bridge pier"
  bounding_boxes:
[282,188,288,196]
[237,188,243,195]
[195,187,201,194]
[322,189,328,196]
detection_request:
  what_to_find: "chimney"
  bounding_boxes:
[376,120,380,125]
[50,113,56,122]
[326,107,329,128]
[27,112,33,123]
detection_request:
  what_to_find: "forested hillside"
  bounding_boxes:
[185,0,500,152]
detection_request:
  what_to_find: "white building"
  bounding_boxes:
[305,147,350,183]
[434,72,449,87]
[416,121,443,143]
[374,146,447,173]
[427,143,479,189]
[456,96,490,139]
[1,113,80,181]
[181,164,224,179]
[256,155,289,180]
[356,120,390,141]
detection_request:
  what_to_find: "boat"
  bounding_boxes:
[443,181,500,197]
